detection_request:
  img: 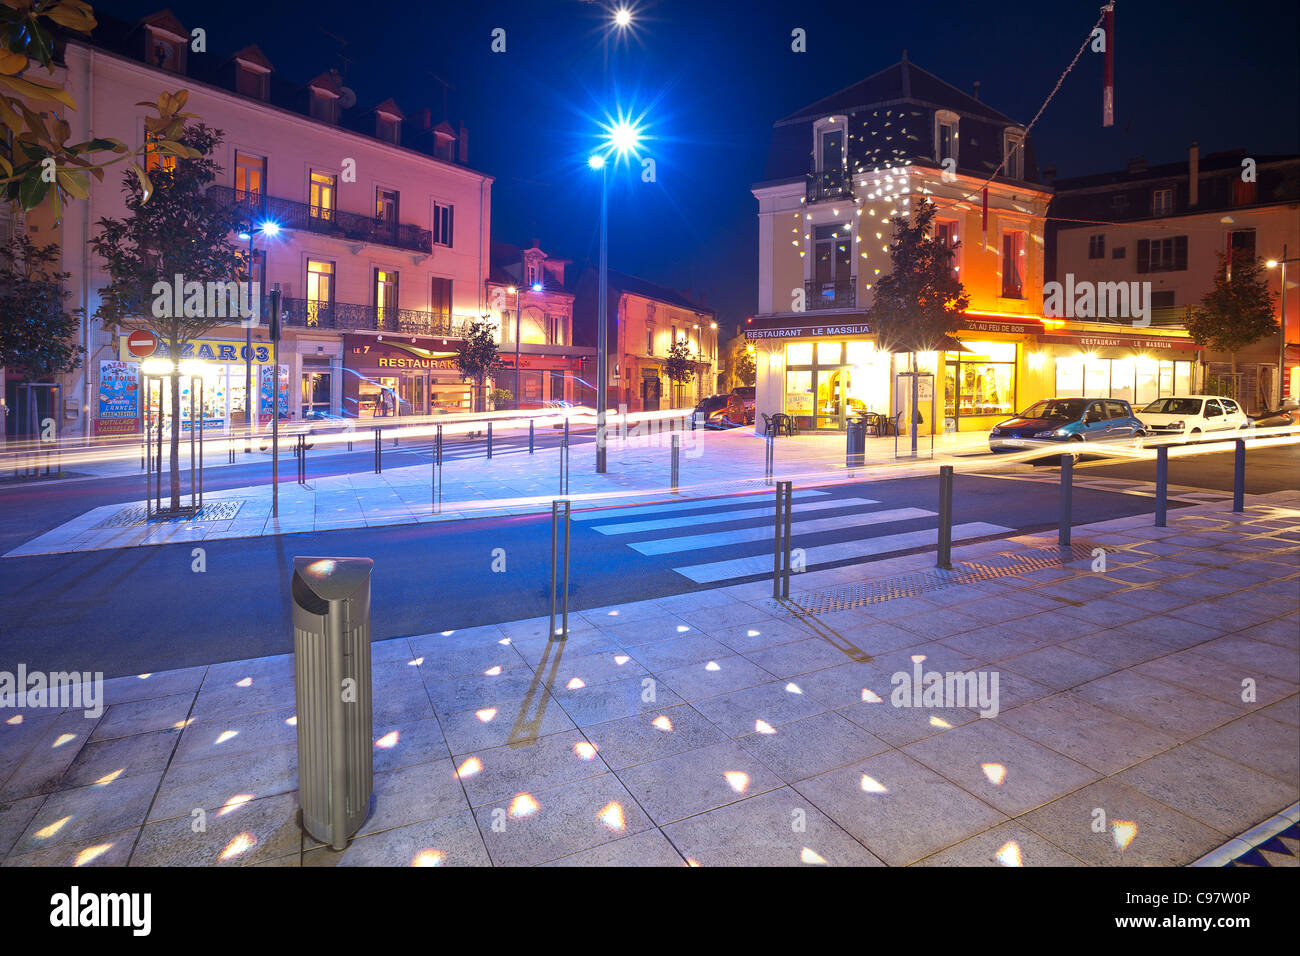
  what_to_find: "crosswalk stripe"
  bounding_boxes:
[672,521,1013,583]
[571,489,828,521]
[631,507,936,556]
[592,496,879,535]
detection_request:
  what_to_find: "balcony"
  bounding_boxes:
[210,186,434,254]
[807,167,853,204]
[805,278,857,310]
[277,297,473,337]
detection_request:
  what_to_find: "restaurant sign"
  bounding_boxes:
[746,320,871,340]
[1040,332,1202,351]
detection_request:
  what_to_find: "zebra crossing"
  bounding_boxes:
[578,488,1014,585]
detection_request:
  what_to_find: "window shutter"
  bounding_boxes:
[1136,239,1150,273]
[1174,235,1188,271]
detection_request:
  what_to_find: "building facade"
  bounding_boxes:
[748,56,1201,434]
[1049,147,1300,412]
[484,241,592,408]
[569,265,718,412]
[20,9,492,439]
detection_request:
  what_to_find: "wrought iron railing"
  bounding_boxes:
[807,166,853,203]
[276,297,473,337]
[805,278,857,310]
[210,185,434,254]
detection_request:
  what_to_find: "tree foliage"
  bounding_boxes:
[866,200,969,357]
[0,1,200,220]
[456,319,503,411]
[734,346,756,386]
[664,338,696,386]
[0,233,83,378]
[1185,250,1278,369]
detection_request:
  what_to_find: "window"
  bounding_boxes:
[818,127,844,171]
[376,188,399,227]
[377,115,400,145]
[1001,230,1026,298]
[1112,246,1126,259]
[236,64,267,100]
[433,203,454,247]
[1137,236,1188,273]
[430,277,452,319]
[1105,401,1129,419]
[1231,180,1256,206]
[309,91,336,124]
[813,223,853,304]
[148,31,183,73]
[1111,194,1129,210]
[143,131,176,175]
[935,220,959,277]
[1056,357,1191,401]
[936,111,959,166]
[1088,234,1106,259]
[306,260,334,326]
[1151,290,1175,309]
[944,341,1016,420]
[1205,399,1224,419]
[234,152,265,203]
[1152,188,1174,217]
[374,270,398,328]
[309,171,336,222]
[1227,229,1256,279]
[1002,129,1024,180]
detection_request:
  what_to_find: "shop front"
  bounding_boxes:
[1036,329,1203,410]
[100,334,287,436]
[343,335,472,417]
[498,351,584,408]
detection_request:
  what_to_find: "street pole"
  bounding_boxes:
[1278,245,1288,408]
[515,288,522,410]
[244,230,254,453]
[271,284,281,518]
[596,161,608,473]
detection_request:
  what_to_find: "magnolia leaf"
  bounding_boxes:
[42,1,96,34]
[17,168,50,210]
[0,49,27,75]
[129,161,152,202]
[0,73,75,108]
[56,167,87,199]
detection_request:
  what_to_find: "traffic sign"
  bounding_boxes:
[126,329,158,358]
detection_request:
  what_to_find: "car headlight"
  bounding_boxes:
[1033,429,1065,438]
[1168,420,1184,430]
[989,428,1002,436]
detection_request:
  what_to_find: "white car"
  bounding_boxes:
[1136,395,1249,437]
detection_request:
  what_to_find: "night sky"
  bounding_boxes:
[93,0,1300,334]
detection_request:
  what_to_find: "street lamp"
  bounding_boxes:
[238,219,279,452]
[1266,248,1297,408]
[589,114,644,473]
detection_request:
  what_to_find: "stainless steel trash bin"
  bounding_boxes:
[846,416,867,468]
[291,556,375,850]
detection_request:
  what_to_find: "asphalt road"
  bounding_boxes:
[0,472,1201,678]
[1077,440,1300,494]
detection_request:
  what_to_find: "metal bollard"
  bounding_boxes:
[432,424,443,513]
[487,421,493,459]
[937,465,954,569]
[374,428,382,474]
[559,437,570,495]
[549,500,571,639]
[529,418,535,454]
[1154,445,1169,527]
[296,434,308,484]
[564,416,569,448]
[671,434,680,493]
[773,480,792,599]
[764,433,774,484]
[228,439,235,464]
[1233,438,1245,512]
[1059,453,1073,546]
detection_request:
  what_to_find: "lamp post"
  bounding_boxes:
[1266,246,1297,408]
[237,219,279,452]
[507,280,543,410]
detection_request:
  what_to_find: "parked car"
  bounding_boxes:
[730,386,756,424]
[1136,395,1249,437]
[693,394,747,429]
[989,397,1146,452]
[1249,400,1298,429]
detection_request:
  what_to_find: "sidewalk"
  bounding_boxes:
[5,428,999,557]
[1,492,1295,866]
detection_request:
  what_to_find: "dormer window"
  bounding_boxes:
[814,117,846,173]
[377,114,401,145]
[236,63,268,100]
[935,110,959,167]
[310,90,337,124]
[1002,129,1025,180]
[146,28,185,73]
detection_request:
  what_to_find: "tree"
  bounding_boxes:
[866,200,969,361]
[90,123,248,512]
[0,234,84,379]
[735,346,756,387]
[456,319,503,412]
[664,338,696,407]
[1,2,200,219]
[1185,249,1278,379]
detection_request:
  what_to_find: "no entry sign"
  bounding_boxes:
[126,329,158,358]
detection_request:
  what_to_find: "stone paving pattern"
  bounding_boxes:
[1,493,1296,867]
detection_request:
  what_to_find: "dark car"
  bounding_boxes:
[693,394,747,429]
[989,397,1146,452]
[730,386,756,424]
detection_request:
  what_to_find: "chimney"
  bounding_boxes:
[1042,165,1056,185]
[1126,155,1147,175]
[416,107,432,130]
[972,80,981,101]
[457,122,468,164]
[1188,140,1199,207]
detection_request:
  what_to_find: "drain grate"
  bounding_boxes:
[776,543,1103,615]
[96,499,244,529]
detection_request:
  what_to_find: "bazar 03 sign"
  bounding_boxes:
[116,334,277,364]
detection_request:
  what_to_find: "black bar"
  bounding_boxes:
[773,481,793,599]
[1155,445,1168,527]
[432,424,443,514]
[671,434,680,493]
[487,421,493,459]
[374,428,381,474]
[1233,438,1245,512]
[529,418,535,454]
[937,465,953,569]
[549,500,571,639]
[782,482,792,598]
[1059,453,1073,547]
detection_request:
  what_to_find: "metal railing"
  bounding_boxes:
[807,167,853,203]
[210,186,433,254]
[276,297,473,338]
[804,278,857,310]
